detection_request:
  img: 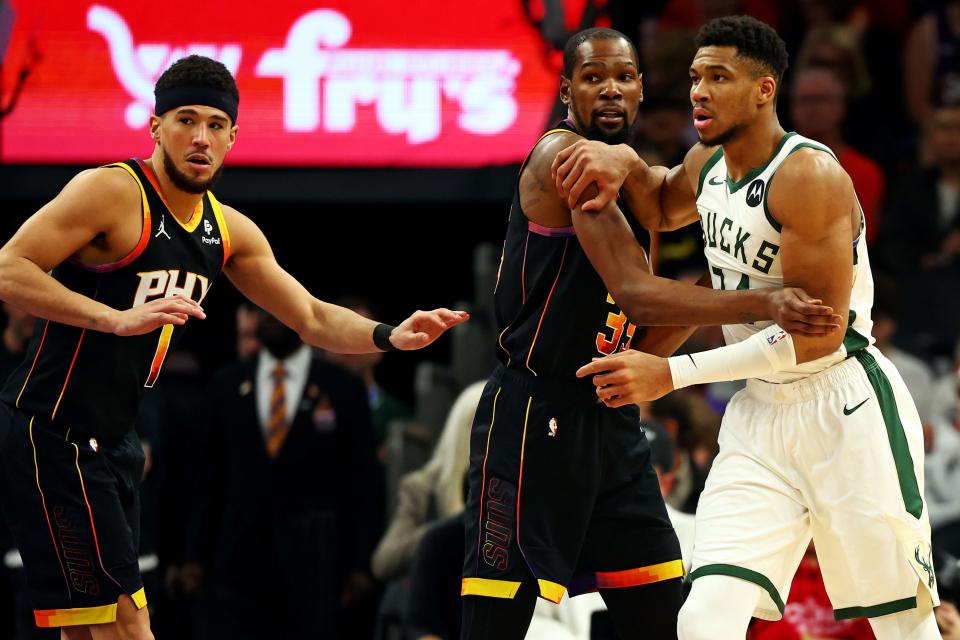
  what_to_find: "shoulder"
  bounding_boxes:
[57,166,141,213]
[769,147,853,227]
[523,130,582,183]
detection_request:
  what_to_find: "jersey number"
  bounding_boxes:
[712,266,750,291]
[596,294,637,355]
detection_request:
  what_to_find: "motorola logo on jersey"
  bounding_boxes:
[133,269,210,307]
[746,179,765,207]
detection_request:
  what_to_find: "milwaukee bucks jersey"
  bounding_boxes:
[695,132,874,383]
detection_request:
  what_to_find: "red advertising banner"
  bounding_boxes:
[0,1,558,167]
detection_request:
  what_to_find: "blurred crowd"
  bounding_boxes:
[2,0,960,638]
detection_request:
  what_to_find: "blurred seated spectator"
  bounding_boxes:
[926,373,960,557]
[190,310,381,640]
[648,391,720,514]
[871,277,935,410]
[789,67,886,245]
[371,381,483,582]
[939,600,960,640]
[325,296,414,458]
[748,544,876,639]
[877,100,960,272]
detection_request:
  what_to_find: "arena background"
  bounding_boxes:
[1,0,959,639]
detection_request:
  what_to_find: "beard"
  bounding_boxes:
[161,147,224,194]
[570,100,637,145]
[698,121,746,147]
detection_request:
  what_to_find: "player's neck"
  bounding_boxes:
[143,156,205,224]
[721,121,788,183]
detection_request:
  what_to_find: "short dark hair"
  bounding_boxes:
[694,16,789,87]
[154,55,239,102]
[562,27,638,78]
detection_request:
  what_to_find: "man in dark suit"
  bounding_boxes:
[191,310,382,640]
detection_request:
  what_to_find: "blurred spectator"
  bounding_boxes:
[234,302,261,359]
[926,373,960,557]
[325,296,414,457]
[796,24,872,101]
[789,67,886,245]
[871,277,935,411]
[0,303,34,375]
[877,100,960,272]
[748,544,876,639]
[648,391,720,513]
[903,0,960,132]
[191,311,382,640]
[938,600,960,639]
[642,420,695,567]
[371,381,483,582]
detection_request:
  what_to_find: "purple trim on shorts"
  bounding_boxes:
[527,221,575,237]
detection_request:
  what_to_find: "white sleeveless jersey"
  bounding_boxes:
[695,132,875,383]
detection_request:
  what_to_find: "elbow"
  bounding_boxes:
[610,282,654,325]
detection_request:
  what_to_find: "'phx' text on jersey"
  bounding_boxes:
[494,121,650,382]
[1,159,229,439]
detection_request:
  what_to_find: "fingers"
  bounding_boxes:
[431,308,470,327]
[550,142,579,180]
[151,296,206,319]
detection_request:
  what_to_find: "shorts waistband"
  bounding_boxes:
[492,364,601,404]
[745,347,879,404]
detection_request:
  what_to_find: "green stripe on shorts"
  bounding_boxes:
[688,564,785,615]
[834,596,917,620]
[854,350,923,519]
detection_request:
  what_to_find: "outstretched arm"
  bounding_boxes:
[0,168,205,335]
[578,149,858,405]
[222,207,468,353]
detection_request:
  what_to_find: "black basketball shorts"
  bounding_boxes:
[0,403,146,628]
[462,365,682,603]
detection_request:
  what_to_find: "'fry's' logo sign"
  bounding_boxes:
[88,5,521,144]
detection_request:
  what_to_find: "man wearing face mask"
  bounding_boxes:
[190,309,380,640]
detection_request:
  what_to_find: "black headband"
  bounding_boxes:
[154,86,239,124]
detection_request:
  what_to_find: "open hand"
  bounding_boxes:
[551,140,641,211]
[390,308,469,350]
[110,295,205,336]
[576,349,673,407]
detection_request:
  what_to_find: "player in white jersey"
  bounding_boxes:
[553,15,942,640]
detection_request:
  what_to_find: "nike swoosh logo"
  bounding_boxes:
[843,398,869,415]
[708,176,724,185]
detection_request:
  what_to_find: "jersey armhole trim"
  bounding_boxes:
[695,147,724,199]
[69,163,152,273]
[207,192,231,270]
[761,141,840,234]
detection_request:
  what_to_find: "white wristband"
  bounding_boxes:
[667,325,797,389]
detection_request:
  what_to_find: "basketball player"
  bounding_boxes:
[567,17,942,639]
[0,55,467,640]
[460,27,843,640]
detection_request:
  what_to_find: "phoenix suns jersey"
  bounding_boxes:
[1,159,230,438]
[695,132,875,383]
[495,120,651,382]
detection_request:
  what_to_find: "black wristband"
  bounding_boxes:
[373,323,397,352]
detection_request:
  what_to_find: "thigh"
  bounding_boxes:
[599,577,682,640]
[463,376,599,604]
[461,578,539,640]
[689,395,811,622]
[0,413,144,628]
[810,351,939,619]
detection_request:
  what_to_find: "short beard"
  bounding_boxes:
[161,147,224,195]
[699,122,746,147]
[570,100,636,145]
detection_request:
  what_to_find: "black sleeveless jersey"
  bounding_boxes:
[494,121,650,383]
[1,159,230,438]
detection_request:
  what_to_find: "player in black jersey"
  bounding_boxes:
[0,55,467,639]
[460,28,841,640]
